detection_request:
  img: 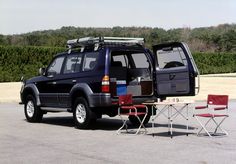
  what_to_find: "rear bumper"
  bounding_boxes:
[88,93,112,107]
[88,93,156,107]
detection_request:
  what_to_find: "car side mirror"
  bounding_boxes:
[46,70,57,77]
[39,67,46,76]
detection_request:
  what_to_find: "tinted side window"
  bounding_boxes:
[63,53,82,74]
[131,53,149,68]
[47,56,64,75]
[82,52,99,71]
[112,55,128,67]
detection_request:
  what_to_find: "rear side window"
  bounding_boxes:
[156,47,187,69]
[63,53,82,74]
[82,52,99,71]
[131,53,149,68]
[111,51,151,69]
[112,55,128,67]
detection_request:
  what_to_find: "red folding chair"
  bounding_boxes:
[193,94,229,137]
[117,94,148,135]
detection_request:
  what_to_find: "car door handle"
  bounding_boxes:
[72,80,76,83]
[169,74,176,80]
[48,81,57,84]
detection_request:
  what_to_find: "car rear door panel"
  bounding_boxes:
[156,67,190,95]
[153,42,198,97]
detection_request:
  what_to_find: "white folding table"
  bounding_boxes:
[144,100,194,138]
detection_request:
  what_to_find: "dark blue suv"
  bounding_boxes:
[20,37,199,129]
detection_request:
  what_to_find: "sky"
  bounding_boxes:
[0,0,235,35]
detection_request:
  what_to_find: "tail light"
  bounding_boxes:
[101,75,110,93]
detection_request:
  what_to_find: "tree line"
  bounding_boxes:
[0,46,235,82]
[0,24,235,52]
[0,24,235,82]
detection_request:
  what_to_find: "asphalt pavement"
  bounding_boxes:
[0,102,236,164]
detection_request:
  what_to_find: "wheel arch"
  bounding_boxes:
[22,84,41,106]
[70,83,93,109]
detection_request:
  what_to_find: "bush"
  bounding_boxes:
[192,52,236,74]
[0,46,235,82]
[0,46,65,82]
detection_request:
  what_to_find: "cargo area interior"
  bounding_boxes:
[109,50,153,97]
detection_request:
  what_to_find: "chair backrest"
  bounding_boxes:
[207,94,229,107]
[118,94,133,106]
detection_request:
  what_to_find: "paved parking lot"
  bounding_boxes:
[0,102,236,164]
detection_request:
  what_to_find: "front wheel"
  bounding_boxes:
[24,95,43,122]
[73,97,95,129]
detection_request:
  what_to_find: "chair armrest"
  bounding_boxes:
[120,106,136,110]
[134,104,147,108]
[195,105,207,110]
[112,101,119,105]
[118,106,137,115]
[214,107,227,110]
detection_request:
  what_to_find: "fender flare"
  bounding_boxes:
[22,83,41,106]
[70,83,93,107]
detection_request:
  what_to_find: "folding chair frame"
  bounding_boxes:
[194,94,229,137]
[116,94,148,135]
[117,107,148,135]
[194,115,229,137]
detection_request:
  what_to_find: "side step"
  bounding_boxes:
[41,107,72,112]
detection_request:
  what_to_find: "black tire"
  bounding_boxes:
[24,95,43,122]
[73,97,94,129]
[128,114,151,126]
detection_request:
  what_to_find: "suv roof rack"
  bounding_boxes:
[66,37,145,53]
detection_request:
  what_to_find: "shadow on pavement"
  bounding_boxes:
[27,116,195,134]
[151,123,195,130]
[41,116,74,127]
[38,116,125,131]
[147,131,195,138]
[145,123,195,138]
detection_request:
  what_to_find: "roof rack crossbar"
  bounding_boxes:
[66,37,145,49]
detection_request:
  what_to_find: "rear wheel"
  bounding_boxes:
[24,95,43,122]
[73,97,95,129]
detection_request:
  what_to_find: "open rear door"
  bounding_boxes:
[153,42,199,97]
